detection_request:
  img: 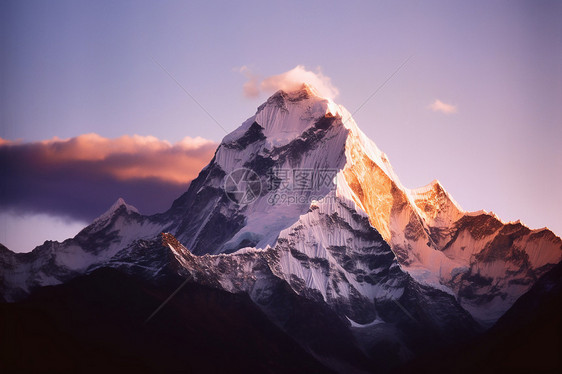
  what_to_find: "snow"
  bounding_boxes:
[55,244,98,270]
[408,179,464,218]
[0,195,166,301]
[209,86,352,254]
[90,197,140,228]
[346,316,385,328]
[270,191,407,303]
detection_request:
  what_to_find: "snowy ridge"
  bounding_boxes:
[0,197,165,301]
[408,179,463,214]
[89,197,140,230]
[165,187,409,321]
[163,185,471,331]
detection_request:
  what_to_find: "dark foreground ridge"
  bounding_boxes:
[395,261,562,373]
[0,268,334,374]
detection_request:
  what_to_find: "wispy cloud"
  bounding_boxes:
[238,66,261,98]
[239,65,339,100]
[428,99,457,114]
[0,134,217,221]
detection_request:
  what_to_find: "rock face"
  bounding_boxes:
[1,84,560,370]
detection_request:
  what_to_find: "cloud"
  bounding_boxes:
[238,66,261,98]
[428,99,457,114]
[0,134,217,222]
[239,65,339,100]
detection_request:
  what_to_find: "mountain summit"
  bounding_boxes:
[1,85,561,371]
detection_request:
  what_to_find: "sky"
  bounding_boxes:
[1,0,561,252]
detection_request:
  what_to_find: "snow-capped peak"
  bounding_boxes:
[92,197,140,225]
[221,85,340,150]
[286,82,322,99]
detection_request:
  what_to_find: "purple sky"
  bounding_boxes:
[1,0,561,251]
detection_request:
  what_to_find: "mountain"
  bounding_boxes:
[0,198,168,301]
[1,84,561,372]
[162,83,561,325]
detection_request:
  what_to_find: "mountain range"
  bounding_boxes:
[1,84,561,373]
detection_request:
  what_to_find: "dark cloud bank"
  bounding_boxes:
[0,134,217,222]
